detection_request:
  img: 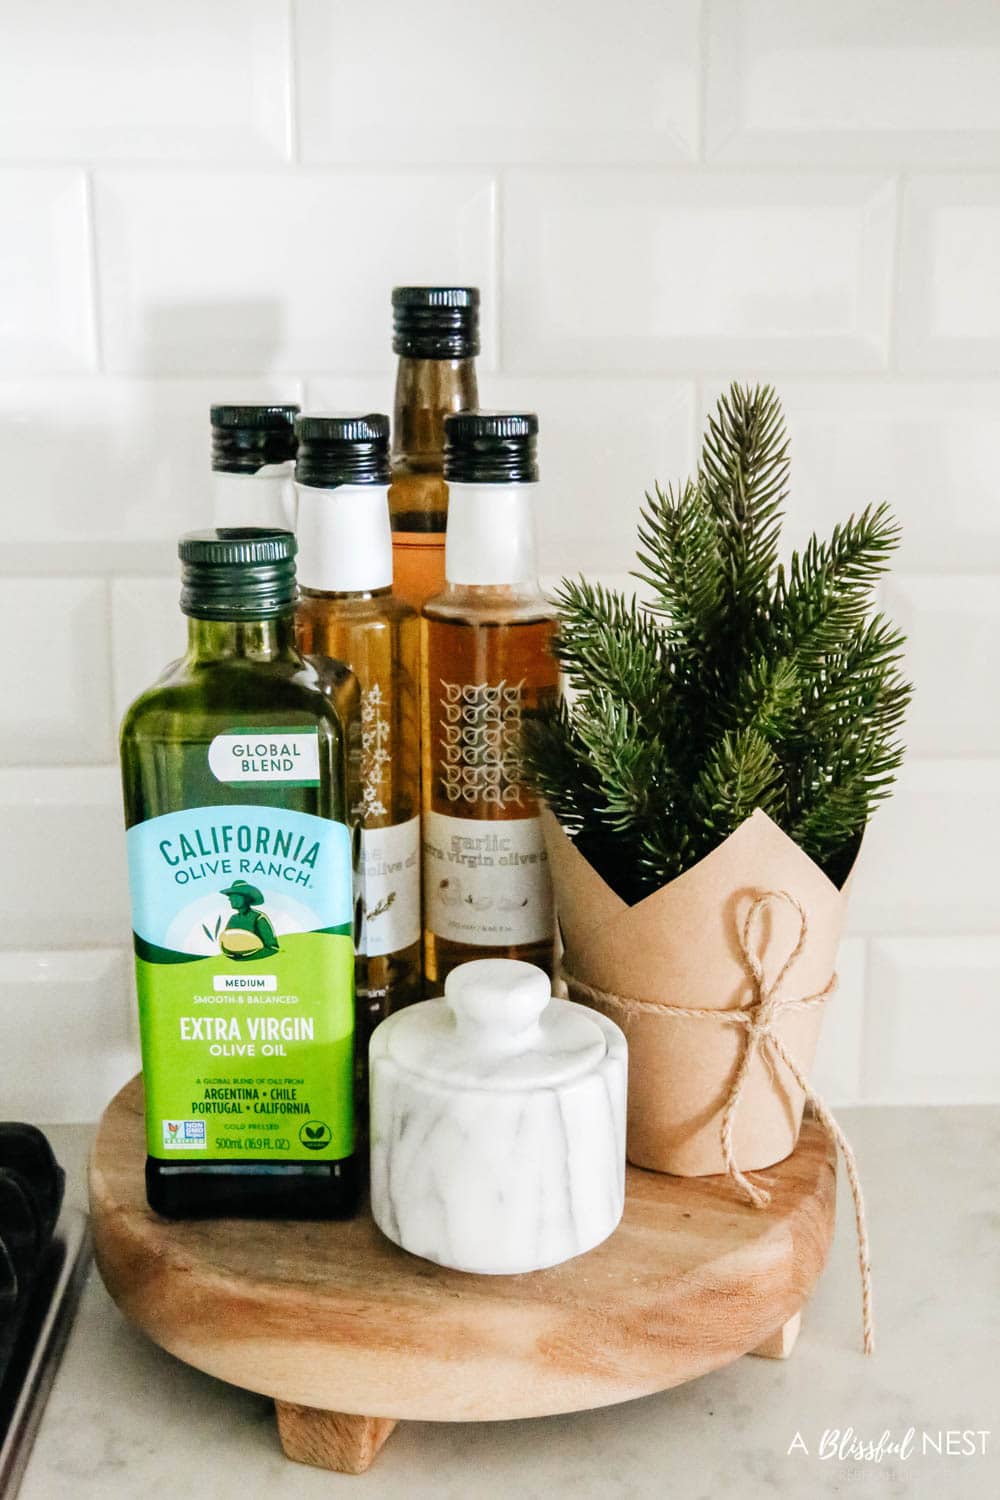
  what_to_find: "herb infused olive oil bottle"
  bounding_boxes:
[119,529,359,1219]
[421,413,558,991]
[388,286,479,611]
[294,415,422,1034]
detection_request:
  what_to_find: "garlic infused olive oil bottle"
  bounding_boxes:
[119,529,359,1219]
[421,413,558,991]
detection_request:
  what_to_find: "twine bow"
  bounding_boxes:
[565,890,874,1355]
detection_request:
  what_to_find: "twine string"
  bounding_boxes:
[564,889,874,1355]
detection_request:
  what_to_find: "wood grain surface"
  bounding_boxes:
[89,1076,836,1423]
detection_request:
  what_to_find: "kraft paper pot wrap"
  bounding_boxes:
[543,807,854,1177]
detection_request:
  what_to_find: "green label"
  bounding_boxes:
[126,805,355,1162]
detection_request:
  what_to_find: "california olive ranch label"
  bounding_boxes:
[126,802,354,1163]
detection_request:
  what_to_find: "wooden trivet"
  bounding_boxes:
[89,1077,836,1474]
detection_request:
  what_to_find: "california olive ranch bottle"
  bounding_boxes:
[120,529,359,1219]
[421,413,558,991]
[210,404,299,530]
[388,287,479,611]
[294,416,422,1037]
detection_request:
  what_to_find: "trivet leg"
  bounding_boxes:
[750,1312,801,1360]
[275,1401,398,1474]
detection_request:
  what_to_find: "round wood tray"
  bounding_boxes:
[90,1077,836,1473]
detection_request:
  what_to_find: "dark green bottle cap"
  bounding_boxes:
[210,404,300,474]
[179,528,297,620]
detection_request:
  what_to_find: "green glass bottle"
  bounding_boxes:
[119,528,359,1219]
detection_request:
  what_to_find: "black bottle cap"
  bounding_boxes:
[210,404,300,474]
[443,411,539,484]
[295,413,391,488]
[392,287,480,359]
[179,528,297,620]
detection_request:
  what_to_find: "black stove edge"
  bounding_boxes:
[0,1212,91,1500]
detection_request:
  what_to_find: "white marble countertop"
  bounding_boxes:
[16,1107,999,1500]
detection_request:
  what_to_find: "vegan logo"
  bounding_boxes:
[298,1119,332,1151]
[208,880,280,962]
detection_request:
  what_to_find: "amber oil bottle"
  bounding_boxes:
[421,412,557,992]
[295,416,422,1040]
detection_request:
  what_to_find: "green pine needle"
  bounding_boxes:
[524,382,912,899]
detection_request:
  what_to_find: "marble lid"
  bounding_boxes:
[385,959,609,1091]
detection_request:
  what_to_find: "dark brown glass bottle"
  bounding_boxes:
[388,287,479,612]
[421,413,558,993]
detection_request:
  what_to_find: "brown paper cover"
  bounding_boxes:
[543,807,853,1176]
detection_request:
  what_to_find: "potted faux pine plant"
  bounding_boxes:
[526,383,910,1177]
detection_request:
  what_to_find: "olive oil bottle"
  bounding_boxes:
[210,404,299,529]
[388,286,479,611]
[294,415,422,1037]
[120,529,359,1219]
[421,413,558,991]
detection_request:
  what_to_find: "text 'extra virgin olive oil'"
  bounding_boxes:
[388,286,480,612]
[294,415,422,1048]
[421,413,558,992]
[119,529,360,1219]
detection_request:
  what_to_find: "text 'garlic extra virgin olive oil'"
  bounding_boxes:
[388,286,479,611]
[294,415,422,1041]
[421,413,558,992]
[119,529,360,1219]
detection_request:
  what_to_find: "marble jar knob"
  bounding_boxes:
[369,959,627,1275]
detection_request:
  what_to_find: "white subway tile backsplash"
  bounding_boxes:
[0,1,291,164]
[699,381,1000,573]
[884,577,1000,757]
[899,175,1000,371]
[866,938,1000,1103]
[503,172,895,374]
[0,378,302,573]
[0,951,137,1122]
[0,578,113,764]
[706,1,1000,166]
[296,0,699,165]
[486,377,695,575]
[0,769,129,948]
[0,5,996,1108]
[849,760,1000,937]
[0,170,94,373]
[111,578,187,721]
[94,171,496,375]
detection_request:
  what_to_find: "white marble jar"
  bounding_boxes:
[369,958,627,1275]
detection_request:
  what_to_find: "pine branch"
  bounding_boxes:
[522,382,911,899]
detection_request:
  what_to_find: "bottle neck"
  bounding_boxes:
[184,611,300,663]
[211,464,297,531]
[444,482,540,588]
[296,483,392,593]
[391,357,478,470]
